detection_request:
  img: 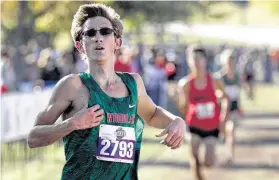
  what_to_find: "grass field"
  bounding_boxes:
[1,84,279,180]
[240,84,279,113]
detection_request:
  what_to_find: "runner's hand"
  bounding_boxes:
[69,105,104,130]
[156,118,186,149]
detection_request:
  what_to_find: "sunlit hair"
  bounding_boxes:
[186,45,207,66]
[71,3,123,43]
[187,44,206,57]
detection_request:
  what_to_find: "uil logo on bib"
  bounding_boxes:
[115,127,126,139]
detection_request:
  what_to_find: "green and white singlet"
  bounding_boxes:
[223,72,241,112]
[61,72,144,180]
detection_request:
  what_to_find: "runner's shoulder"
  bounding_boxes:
[55,74,82,90]
[128,72,141,80]
[178,75,192,89]
[127,73,145,86]
[51,74,83,100]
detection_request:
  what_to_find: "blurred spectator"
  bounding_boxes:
[1,50,16,92]
[150,47,177,80]
[165,61,176,80]
[57,51,77,77]
[19,53,41,92]
[164,48,177,80]
[73,48,88,73]
[175,44,189,80]
[143,49,168,108]
[114,46,132,72]
[37,48,61,87]
[131,43,144,75]
[130,45,142,74]
[262,47,273,83]
[1,83,9,94]
[271,49,279,71]
[239,50,258,100]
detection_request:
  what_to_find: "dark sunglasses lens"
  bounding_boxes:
[99,28,113,36]
[84,29,97,37]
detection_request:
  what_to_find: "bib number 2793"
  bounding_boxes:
[99,139,134,158]
[96,124,136,164]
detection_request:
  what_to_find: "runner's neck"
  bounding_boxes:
[193,71,207,81]
[227,68,235,79]
[88,60,119,89]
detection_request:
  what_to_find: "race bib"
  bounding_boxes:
[96,124,136,164]
[196,102,215,119]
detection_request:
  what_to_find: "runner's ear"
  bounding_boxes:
[115,38,122,50]
[75,41,85,53]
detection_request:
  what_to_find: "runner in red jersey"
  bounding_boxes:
[176,46,230,180]
[186,73,220,130]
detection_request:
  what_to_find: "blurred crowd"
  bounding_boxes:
[1,44,86,93]
[1,42,279,107]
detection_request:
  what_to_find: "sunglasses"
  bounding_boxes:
[82,27,114,38]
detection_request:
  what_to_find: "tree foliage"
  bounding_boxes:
[1,1,279,47]
[1,1,203,46]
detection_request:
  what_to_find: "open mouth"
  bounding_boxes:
[95,46,105,50]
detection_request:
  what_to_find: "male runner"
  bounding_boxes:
[240,51,256,100]
[176,46,229,180]
[27,3,185,180]
[220,49,242,165]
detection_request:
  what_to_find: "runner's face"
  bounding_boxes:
[190,52,206,72]
[80,16,120,64]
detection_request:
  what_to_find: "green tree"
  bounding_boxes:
[113,1,202,44]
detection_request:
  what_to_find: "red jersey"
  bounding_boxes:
[186,73,220,130]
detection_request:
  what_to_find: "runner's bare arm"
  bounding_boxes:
[131,73,185,149]
[176,76,190,118]
[213,79,230,123]
[27,75,81,148]
[131,73,181,128]
[28,75,103,148]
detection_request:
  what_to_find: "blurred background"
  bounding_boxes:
[1,1,279,180]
